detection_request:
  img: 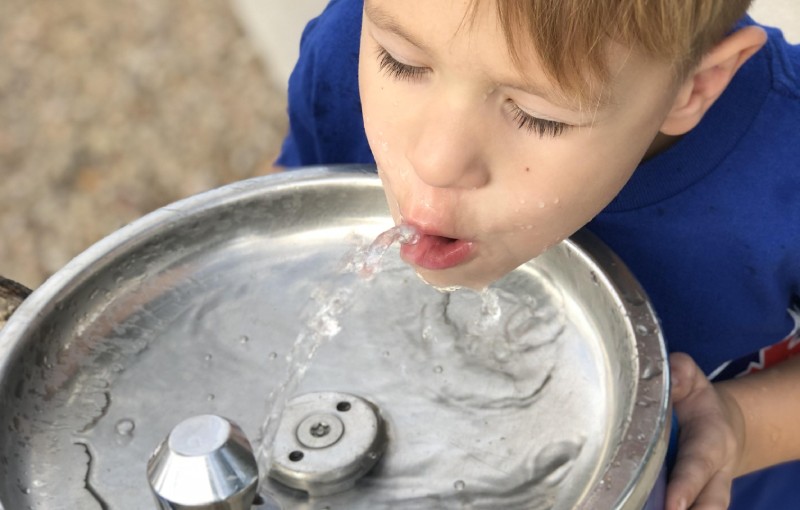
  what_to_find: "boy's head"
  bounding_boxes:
[477,0,754,106]
[357,0,765,289]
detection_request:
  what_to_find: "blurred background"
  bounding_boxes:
[0,0,797,289]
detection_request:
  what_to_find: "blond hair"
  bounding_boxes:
[473,0,752,103]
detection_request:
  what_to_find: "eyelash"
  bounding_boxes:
[375,46,570,138]
[376,47,428,81]
[507,102,569,138]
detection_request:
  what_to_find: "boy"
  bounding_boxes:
[277,1,800,508]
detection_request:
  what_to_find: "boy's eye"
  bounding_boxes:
[506,101,570,138]
[376,47,428,81]
[374,44,568,139]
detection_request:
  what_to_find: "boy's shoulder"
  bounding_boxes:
[278,0,369,167]
[760,23,800,98]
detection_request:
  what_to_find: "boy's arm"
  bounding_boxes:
[720,354,800,474]
[666,353,800,509]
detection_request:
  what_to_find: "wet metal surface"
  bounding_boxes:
[147,415,258,509]
[0,167,669,509]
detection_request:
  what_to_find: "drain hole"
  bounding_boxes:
[336,401,351,412]
[289,451,304,462]
[252,494,265,505]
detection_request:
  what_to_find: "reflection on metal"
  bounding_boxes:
[147,415,258,510]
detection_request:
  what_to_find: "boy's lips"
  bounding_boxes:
[400,229,475,270]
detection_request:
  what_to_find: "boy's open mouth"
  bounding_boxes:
[400,231,474,270]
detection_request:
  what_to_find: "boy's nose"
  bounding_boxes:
[405,106,490,190]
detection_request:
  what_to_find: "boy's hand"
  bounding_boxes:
[666,353,745,510]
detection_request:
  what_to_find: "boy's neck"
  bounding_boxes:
[643,132,681,161]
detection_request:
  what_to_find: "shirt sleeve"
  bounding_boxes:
[275,0,374,168]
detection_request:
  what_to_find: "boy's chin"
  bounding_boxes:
[411,264,503,292]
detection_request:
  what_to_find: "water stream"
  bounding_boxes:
[254,224,592,509]
[254,224,423,479]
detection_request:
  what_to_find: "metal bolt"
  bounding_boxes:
[310,421,331,438]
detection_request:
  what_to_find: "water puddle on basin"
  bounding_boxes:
[256,224,592,510]
[3,222,604,510]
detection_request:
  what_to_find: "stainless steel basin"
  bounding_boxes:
[0,166,669,509]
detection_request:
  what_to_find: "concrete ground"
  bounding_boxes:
[0,1,288,288]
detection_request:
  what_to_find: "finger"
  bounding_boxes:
[689,470,733,510]
[666,451,711,510]
[669,352,708,404]
[666,427,730,510]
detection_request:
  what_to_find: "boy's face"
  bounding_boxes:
[358,0,681,289]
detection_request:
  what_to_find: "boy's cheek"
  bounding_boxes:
[376,168,403,224]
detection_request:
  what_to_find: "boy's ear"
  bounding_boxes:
[660,26,767,136]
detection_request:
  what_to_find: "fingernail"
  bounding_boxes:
[670,368,680,389]
[676,497,687,510]
[671,376,679,390]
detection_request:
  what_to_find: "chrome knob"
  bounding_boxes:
[147,415,259,510]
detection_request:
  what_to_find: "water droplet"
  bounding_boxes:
[636,433,646,442]
[433,365,444,374]
[640,359,663,380]
[239,335,250,344]
[454,480,466,491]
[635,324,650,336]
[268,352,278,360]
[204,353,213,362]
[115,418,135,436]
[382,350,391,357]
[207,394,215,401]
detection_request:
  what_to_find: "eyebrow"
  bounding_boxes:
[499,68,614,114]
[363,0,431,52]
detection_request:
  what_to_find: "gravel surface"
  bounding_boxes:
[0,0,288,289]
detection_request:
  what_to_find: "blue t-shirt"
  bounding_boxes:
[278,1,800,508]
